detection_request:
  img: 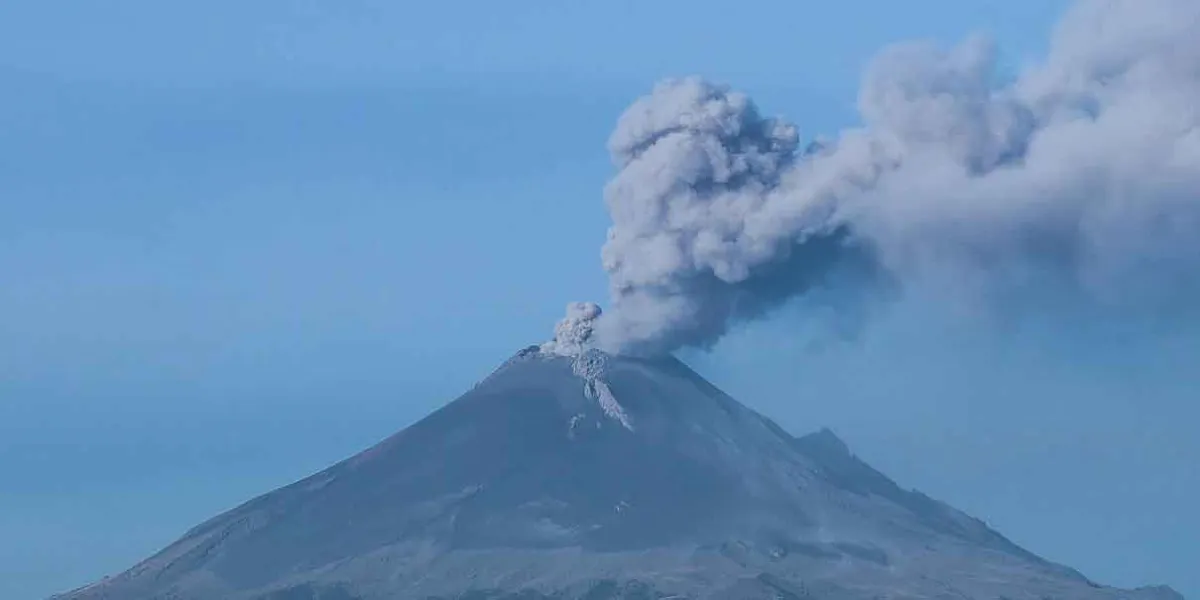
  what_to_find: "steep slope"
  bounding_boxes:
[55,348,1184,600]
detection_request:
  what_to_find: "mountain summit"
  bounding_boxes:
[56,347,1183,600]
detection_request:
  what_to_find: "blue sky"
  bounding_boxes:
[3,1,1197,599]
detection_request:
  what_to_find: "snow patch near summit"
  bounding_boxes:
[572,349,634,432]
[540,302,634,431]
[588,376,633,432]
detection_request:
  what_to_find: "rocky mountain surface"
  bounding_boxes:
[55,347,1185,600]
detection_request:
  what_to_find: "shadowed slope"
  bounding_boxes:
[55,348,1185,600]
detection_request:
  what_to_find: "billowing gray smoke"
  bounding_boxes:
[558,0,1200,356]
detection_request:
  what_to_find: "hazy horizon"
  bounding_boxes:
[3,1,1196,599]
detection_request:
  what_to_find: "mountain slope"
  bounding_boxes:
[55,348,1184,600]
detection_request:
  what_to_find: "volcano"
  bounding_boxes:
[55,347,1183,600]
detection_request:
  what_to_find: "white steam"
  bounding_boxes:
[570,0,1200,355]
[541,301,603,356]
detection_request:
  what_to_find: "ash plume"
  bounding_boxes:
[573,0,1200,356]
[541,301,603,356]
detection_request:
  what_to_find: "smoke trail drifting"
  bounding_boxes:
[554,0,1200,356]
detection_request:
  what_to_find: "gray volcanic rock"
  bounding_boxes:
[55,348,1183,600]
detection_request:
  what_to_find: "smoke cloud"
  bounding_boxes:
[542,301,603,356]
[567,0,1200,356]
